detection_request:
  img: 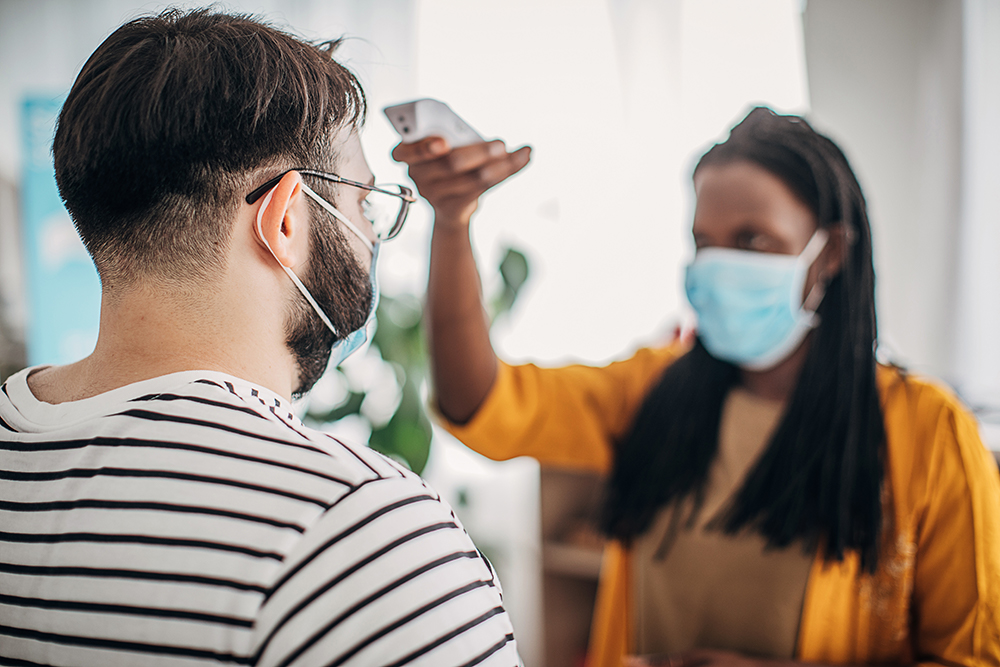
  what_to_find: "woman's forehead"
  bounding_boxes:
[692,161,817,237]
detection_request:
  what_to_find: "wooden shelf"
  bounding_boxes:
[543,541,603,579]
[539,468,605,667]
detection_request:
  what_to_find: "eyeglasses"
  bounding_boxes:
[246,169,417,241]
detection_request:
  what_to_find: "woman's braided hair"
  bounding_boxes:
[601,107,885,572]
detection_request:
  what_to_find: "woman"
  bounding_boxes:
[394,107,1000,667]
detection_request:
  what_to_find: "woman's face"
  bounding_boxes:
[692,160,841,300]
[692,160,816,254]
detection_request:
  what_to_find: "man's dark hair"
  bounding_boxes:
[53,8,366,288]
[601,107,887,572]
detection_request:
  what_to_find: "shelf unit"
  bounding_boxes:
[539,467,606,667]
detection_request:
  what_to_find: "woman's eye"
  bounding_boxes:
[737,231,770,251]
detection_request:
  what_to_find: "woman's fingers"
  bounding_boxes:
[417,146,530,199]
[392,136,531,223]
[404,140,507,181]
[391,137,449,165]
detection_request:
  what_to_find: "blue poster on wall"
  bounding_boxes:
[21,95,101,366]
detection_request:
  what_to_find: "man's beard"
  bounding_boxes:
[285,208,372,399]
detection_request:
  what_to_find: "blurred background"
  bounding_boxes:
[1,1,998,665]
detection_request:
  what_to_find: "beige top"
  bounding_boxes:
[633,388,814,658]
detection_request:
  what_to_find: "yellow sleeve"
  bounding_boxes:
[435,345,682,473]
[909,388,1000,667]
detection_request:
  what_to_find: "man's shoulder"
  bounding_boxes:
[122,372,411,486]
[252,466,517,667]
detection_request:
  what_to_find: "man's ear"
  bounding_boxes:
[253,171,308,269]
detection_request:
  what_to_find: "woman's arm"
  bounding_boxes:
[392,138,530,424]
[394,138,680,469]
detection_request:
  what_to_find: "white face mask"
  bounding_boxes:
[255,183,379,367]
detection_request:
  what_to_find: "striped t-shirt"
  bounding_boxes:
[0,368,519,666]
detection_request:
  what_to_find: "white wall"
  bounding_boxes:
[803,0,964,382]
[0,175,25,375]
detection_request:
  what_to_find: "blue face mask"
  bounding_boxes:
[327,240,380,368]
[684,230,828,370]
[256,183,379,368]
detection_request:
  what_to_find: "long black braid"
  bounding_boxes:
[600,107,886,572]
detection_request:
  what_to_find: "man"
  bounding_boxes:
[0,9,520,666]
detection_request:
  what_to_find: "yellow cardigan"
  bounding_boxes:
[441,346,1000,667]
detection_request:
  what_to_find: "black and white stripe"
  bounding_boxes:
[0,368,518,666]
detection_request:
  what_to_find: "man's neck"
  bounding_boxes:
[27,282,297,405]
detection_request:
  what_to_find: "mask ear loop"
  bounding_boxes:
[255,186,340,337]
[800,229,831,314]
[299,183,374,253]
